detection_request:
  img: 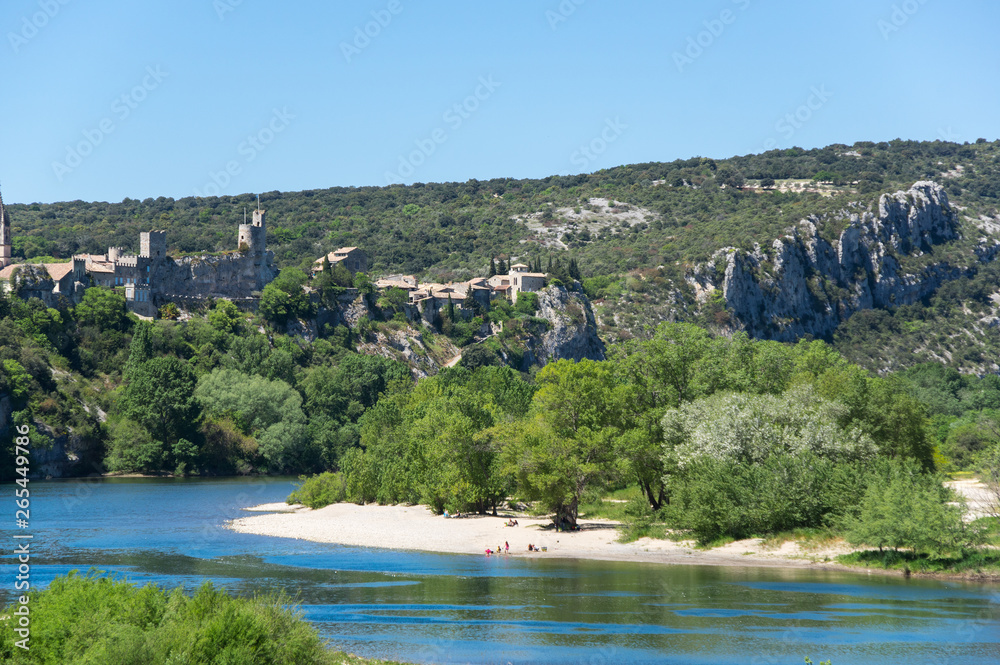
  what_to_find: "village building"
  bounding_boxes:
[374,274,418,292]
[508,263,548,303]
[0,189,89,306]
[313,247,368,275]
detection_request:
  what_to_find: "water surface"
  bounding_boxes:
[2,477,997,664]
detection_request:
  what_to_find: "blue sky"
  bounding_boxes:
[2,0,998,204]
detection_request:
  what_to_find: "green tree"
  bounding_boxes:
[501,359,623,527]
[259,283,292,324]
[194,369,313,472]
[119,356,200,446]
[208,299,243,335]
[844,459,981,555]
[1,360,31,402]
[74,287,130,332]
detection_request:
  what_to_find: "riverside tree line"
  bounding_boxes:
[2,283,997,555]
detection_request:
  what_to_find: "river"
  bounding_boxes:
[1,477,998,664]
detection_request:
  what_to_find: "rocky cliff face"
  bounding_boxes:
[156,251,279,301]
[0,393,10,441]
[692,181,967,341]
[522,286,606,366]
[28,422,103,479]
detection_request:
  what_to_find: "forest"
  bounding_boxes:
[2,280,998,568]
[4,138,1000,571]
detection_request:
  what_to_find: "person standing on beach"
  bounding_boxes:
[505,541,509,554]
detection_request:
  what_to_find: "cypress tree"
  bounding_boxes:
[569,258,581,281]
[124,321,154,382]
[489,259,497,277]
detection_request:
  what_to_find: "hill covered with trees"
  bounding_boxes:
[7,139,1000,373]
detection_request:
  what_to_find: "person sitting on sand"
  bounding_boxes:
[527,544,534,552]
[486,548,492,556]
[444,510,450,518]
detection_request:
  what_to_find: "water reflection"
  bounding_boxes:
[1,477,997,665]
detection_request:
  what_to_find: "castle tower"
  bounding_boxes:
[140,231,166,260]
[237,198,267,256]
[0,186,12,269]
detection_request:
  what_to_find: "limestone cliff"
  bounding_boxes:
[691,181,969,341]
[154,251,279,303]
[521,285,606,366]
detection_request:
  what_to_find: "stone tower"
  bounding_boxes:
[140,231,167,260]
[237,204,266,257]
[0,186,12,269]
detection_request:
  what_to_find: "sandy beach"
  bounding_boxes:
[228,502,856,569]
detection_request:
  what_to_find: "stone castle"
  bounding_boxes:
[80,207,278,316]
[0,189,278,316]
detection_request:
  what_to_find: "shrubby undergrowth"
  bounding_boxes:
[0,572,340,665]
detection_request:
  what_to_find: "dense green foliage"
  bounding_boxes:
[843,459,982,555]
[286,322,975,552]
[8,140,998,281]
[0,572,339,664]
[0,285,419,479]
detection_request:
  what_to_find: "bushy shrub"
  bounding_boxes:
[667,453,867,544]
[844,459,984,555]
[288,471,348,509]
[0,572,338,664]
[514,292,539,314]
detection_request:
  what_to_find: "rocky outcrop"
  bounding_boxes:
[522,285,606,366]
[0,393,11,440]
[698,182,967,341]
[28,422,103,479]
[154,251,279,302]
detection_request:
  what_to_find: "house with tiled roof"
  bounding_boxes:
[313,247,368,275]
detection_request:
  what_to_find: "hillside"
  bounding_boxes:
[6,138,1000,373]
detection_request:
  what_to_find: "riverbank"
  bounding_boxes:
[229,502,859,570]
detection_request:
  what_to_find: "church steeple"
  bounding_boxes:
[0,185,13,269]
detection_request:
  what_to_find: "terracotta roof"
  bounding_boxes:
[44,263,75,281]
[335,247,359,253]
[376,279,417,290]
[517,273,548,278]
[0,262,75,281]
[88,263,115,274]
